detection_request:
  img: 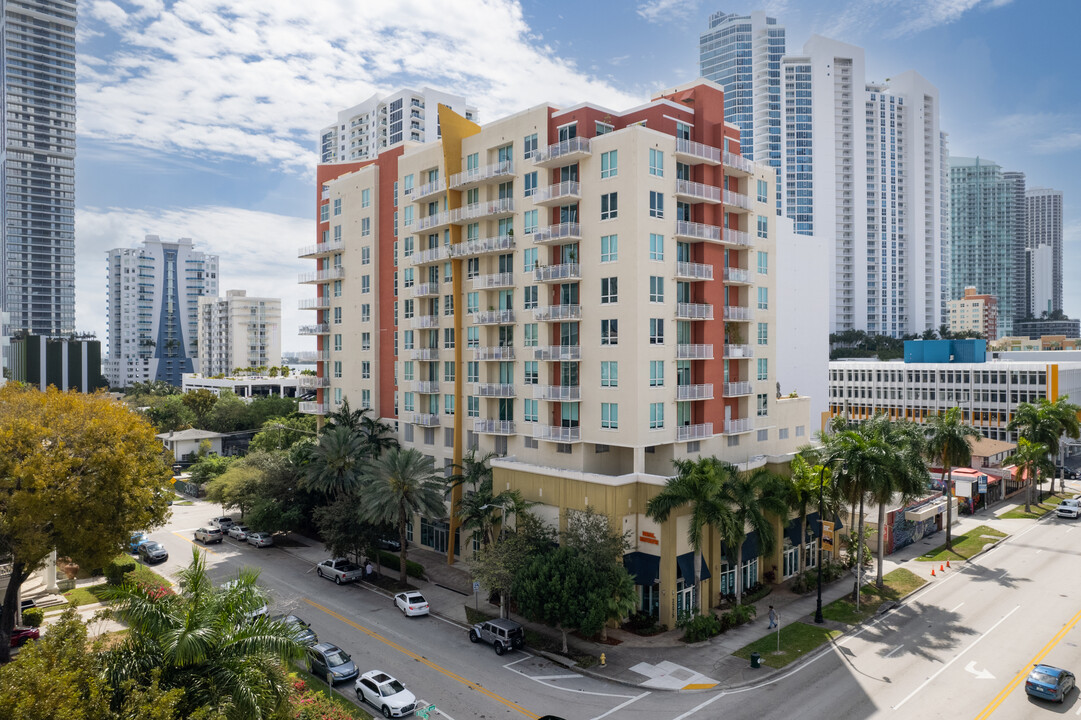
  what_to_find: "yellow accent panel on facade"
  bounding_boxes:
[1049,364,1059,401]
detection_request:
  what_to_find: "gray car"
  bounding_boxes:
[247,532,273,548]
[194,527,224,544]
[307,642,358,684]
[137,540,168,564]
[468,618,525,655]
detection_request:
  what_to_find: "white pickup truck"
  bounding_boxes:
[316,558,365,585]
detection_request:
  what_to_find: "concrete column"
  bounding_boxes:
[633,446,646,474]
[44,549,58,593]
[659,515,678,630]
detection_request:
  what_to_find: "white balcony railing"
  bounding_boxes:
[535,263,581,283]
[449,160,515,189]
[298,297,330,310]
[675,221,721,243]
[724,305,753,321]
[532,181,581,204]
[723,189,753,210]
[411,347,440,361]
[296,376,331,389]
[676,344,714,360]
[675,138,721,164]
[412,282,440,297]
[299,267,344,283]
[414,314,441,329]
[677,423,714,442]
[723,381,753,396]
[676,262,714,281]
[534,425,582,443]
[412,178,446,201]
[676,302,714,320]
[474,383,516,398]
[723,229,752,247]
[676,179,722,203]
[453,198,515,223]
[534,345,581,361]
[472,272,515,290]
[532,137,592,165]
[723,150,755,174]
[411,413,441,427]
[723,343,754,359]
[724,418,754,435]
[534,385,581,402]
[414,381,440,394]
[411,245,449,265]
[474,419,517,435]
[532,304,581,322]
[532,222,582,244]
[474,309,516,325]
[450,234,515,258]
[473,346,515,361]
[297,240,343,258]
[298,323,330,335]
[723,267,751,284]
[676,384,714,401]
[299,401,327,415]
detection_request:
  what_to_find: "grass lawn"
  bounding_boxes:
[822,567,926,625]
[1000,493,1073,519]
[732,622,842,668]
[916,525,1007,561]
[63,583,111,607]
[291,666,373,720]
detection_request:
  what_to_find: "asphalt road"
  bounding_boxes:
[143,499,1081,719]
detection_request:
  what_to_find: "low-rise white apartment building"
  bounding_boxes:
[197,290,282,376]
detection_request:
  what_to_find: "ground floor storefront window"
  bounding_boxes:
[638,582,660,618]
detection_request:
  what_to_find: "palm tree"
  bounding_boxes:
[646,458,735,615]
[103,549,303,719]
[302,424,366,496]
[722,464,788,604]
[1009,397,1081,496]
[867,417,930,586]
[783,453,824,579]
[326,397,369,432]
[1009,437,1053,513]
[449,450,526,548]
[925,407,981,551]
[359,413,400,458]
[361,447,448,584]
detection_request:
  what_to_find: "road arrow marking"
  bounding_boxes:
[965,661,995,680]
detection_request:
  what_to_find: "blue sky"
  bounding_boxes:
[74,0,1081,350]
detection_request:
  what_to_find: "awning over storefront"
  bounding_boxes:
[787,513,822,546]
[675,551,711,582]
[623,552,660,586]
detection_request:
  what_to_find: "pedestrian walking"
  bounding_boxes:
[768,605,777,629]
[365,560,373,578]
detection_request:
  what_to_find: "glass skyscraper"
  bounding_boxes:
[1,0,77,336]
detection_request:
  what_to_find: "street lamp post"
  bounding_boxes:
[814,464,826,625]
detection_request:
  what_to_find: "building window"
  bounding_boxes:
[601,361,618,387]
[524,398,538,423]
[524,323,538,347]
[333,280,342,297]
[361,188,371,208]
[362,275,370,293]
[757,429,768,442]
[332,198,342,216]
[523,247,538,272]
[361,217,371,237]
[361,332,371,351]
[361,246,371,265]
[320,204,329,222]
[524,210,538,234]
[466,291,478,314]
[524,171,537,197]
[758,287,768,310]
[650,318,664,345]
[334,334,342,352]
[779,427,789,440]
[333,361,342,379]
[596,121,613,135]
[333,307,342,324]
[524,133,538,159]
[757,215,768,239]
[649,276,664,303]
[757,322,768,345]
[757,358,768,381]
[601,192,618,220]
[601,277,618,304]
[524,361,538,385]
[523,285,538,309]
[758,251,768,274]
[601,403,618,429]
[444,361,455,383]
[466,362,478,383]
[468,396,479,417]
[649,148,664,177]
[649,233,664,261]
[403,362,414,381]
[650,402,664,429]
[757,179,768,203]
[757,393,768,416]
[444,295,454,315]
[601,150,617,179]
[601,235,617,263]
[445,395,455,415]
[649,360,664,387]
[649,191,664,218]
[444,328,455,349]
[601,319,618,345]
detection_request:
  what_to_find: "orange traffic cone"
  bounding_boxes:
[946,560,951,569]
[931,567,936,577]
[940,563,945,572]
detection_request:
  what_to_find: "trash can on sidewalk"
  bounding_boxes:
[750,652,761,669]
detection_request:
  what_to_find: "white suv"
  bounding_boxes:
[1056,498,1081,519]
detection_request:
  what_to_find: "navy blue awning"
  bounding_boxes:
[623,552,661,586]
[676,551,711,582]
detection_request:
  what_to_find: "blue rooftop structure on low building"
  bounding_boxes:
[904,339,987,364]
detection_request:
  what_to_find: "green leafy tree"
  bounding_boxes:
[926,407,981,550]
[187,453,234,486]
[646,457,736,614]
[103,549,303,719]
[562,508,635,640]
[242,396,298,430]
[247,415,318,453]
[205,391,248,432]
[181,389,218,427]
[783,454,827,579]
[867,417,930,585]
[359,414,399,458]
[313,495,379,564]
[0,386,173,661]
[360,448,447,585]
[303,425,366,496]
[514,546,607,653]
[450,449,524,548]
[325,397,369,432]
[144,395,195,433]
[205,464,264,519]
[1009,437,1053,513]
[238,450,311,534]
[472,513,556,619]
[1008,397,1081,495]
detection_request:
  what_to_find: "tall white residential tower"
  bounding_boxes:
[197,290,282,376]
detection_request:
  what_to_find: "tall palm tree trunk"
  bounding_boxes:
[799,509,808,578]
[735,546,744,605]
[693,547,703,614]
[854,496,866,611]
[1024,464,1033,514]
[943,468,953,551]
[876,502,887,588]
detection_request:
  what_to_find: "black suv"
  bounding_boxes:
[468,618,525,655]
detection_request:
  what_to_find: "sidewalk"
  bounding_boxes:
[275,484,1068,692]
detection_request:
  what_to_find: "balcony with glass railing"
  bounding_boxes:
[532,304,581,322]
[297,376,331,389]
[449,160,514,190]
[677,423,713,441]
[676,344,713,360]
[474,309,516,325]
[411,413,441,427]
[413,314,440,329]
[416,209,452,231]
[412,178,446,203]
[450,234,515,258]
[412,282,440,298]
[534,385,581,402]
[299,401,327,415]
[723,343,754,359]
[675,180,722,204]
[720,229,752,248]
[474,419,517,435]
[473,346,515,361]
[534,345,581,361]
[410,245,449,266]
[676,302,714,320]
[674,138,721,165]
[724,305,753,321]
[674,221,721,243]
[676,384,714,401]
[452,198,515,223]
[723,381,753,397]
[474,383,516,398]
[531,222,582,245]
[723,267,751,284]
[411,347,440,361]
[723,150,755,176]
[299,267,345,283]
[415,381,441,394]
[723,189,753,212]
[535,263,580,283]
[532,181,582,207]
[724,418,754,435]
[298,240,343,258]
[675,262,714,281]
[534,425,582,443]
[532,137,592,167]
[472,272,515,290]
[299,323,329,335]
[298,297,330,310]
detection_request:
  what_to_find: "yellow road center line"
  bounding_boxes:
[171,530,218,555]
[303,597,539,719]
[974,606,1081,719]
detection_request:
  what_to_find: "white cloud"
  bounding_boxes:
[77,205,314,352]
[78,0,643,174]
[886,0,1014,37]
[636,0,699,24]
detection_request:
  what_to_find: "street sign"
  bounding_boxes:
[472,581,481,593]
[822,520,834,552]
[978,475,988,494]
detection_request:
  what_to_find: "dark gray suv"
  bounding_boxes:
[468,618,525,655]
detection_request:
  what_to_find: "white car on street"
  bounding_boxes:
[394,591,429,617]
[354,670,417,718]
[1057,498,1081,518]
